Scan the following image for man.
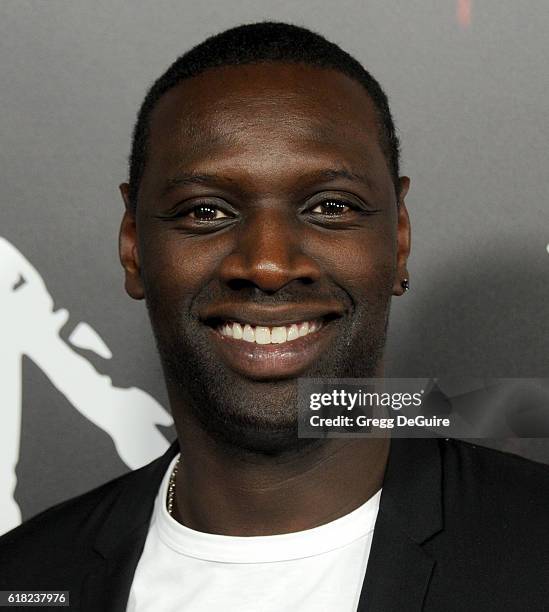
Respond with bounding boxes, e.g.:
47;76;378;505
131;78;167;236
1;22;548;612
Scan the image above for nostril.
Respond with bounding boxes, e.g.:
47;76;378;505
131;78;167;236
227;278;258;291
225;275;317;293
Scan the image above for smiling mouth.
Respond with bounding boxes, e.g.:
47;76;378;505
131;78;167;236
202;313;340;380
215;318;324;345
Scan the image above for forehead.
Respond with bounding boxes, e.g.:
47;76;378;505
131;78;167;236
145;63;389;186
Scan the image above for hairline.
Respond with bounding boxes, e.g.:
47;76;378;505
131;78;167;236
130;59;401;211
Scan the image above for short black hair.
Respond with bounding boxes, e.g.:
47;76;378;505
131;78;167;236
128;21;401;211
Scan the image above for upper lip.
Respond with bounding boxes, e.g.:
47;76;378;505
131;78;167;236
200;302;345;327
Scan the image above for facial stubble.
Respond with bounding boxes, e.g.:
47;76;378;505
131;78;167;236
144;283;392;456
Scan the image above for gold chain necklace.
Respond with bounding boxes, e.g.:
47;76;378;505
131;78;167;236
166;457;180;517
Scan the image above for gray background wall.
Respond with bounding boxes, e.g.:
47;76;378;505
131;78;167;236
1;0;548;534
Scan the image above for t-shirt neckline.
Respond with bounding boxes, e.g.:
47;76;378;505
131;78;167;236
153;453;381;564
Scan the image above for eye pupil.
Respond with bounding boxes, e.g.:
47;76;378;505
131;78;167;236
321;200;348;215
193;205;218;220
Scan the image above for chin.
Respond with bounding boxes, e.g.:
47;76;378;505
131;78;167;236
204;418;319;457
190;377;310;456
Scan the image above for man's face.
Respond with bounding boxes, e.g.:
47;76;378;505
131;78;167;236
120;63;410;452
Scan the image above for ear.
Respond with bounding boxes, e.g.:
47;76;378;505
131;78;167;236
393;176;411;296
119;183;145;300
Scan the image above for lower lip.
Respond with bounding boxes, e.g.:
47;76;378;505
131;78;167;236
206;322;337;380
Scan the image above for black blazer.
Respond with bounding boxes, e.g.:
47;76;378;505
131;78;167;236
1;437;549;611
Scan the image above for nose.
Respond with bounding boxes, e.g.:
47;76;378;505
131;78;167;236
218;209;322;292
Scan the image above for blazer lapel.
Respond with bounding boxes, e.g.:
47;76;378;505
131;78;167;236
80;439;180;612
357;438;443;612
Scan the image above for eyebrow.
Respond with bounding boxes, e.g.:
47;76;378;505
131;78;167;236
161;166;372;197
311;168;372;185
161;173;232;197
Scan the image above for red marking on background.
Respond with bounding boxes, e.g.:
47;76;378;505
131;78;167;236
457;0;472;27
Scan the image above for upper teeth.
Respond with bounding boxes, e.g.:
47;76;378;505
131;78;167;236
218;320;322;344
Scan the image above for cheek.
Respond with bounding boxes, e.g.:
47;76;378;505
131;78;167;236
139;230;231;307
306;225;397;295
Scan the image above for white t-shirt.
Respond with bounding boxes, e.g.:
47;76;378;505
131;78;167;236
126;453;381;612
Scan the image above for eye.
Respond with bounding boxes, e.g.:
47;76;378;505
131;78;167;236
303;192;380;226
155;199;236;233
309;199;354;216
189;204;231;221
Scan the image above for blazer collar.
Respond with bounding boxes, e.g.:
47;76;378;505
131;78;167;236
357;437;443;612
93;438;180;558
81;439;180;612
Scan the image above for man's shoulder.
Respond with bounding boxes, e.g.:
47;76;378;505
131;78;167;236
0;442;177;588
0;469;132;553
437;438;549;534
406;440;549;609
0;468;137;590
441;437;549;493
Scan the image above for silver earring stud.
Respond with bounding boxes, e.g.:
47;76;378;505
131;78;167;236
401;278;410;292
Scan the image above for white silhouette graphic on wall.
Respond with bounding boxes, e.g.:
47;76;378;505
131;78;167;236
0;236;173;535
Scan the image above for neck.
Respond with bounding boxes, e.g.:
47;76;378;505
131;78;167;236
171;411;389;536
